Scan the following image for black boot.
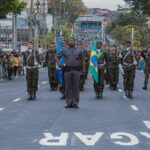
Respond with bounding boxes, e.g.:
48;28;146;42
129;91;133;99
125;91;129;98
95;93;99;99
32;92;36;100
142;84;147;90
99;91;103;99
60;95;65;100
27;92;32;100
113;85;118;90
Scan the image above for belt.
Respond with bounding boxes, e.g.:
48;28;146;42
66;66;81;72
123;62;134;66
98;63;105;67
26;66;38;69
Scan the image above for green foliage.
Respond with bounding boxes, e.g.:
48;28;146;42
0;0;26;18
49;0;87;23
124;0;150;16
111;25;148;49
111;12;146;29
108;10;150;49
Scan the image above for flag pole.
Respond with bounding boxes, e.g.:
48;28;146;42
131;27;134;47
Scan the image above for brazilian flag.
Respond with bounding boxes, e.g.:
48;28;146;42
89;40;98;83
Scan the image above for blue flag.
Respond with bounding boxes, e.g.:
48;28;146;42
56;36;64;85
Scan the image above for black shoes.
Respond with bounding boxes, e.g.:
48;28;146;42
95;92;103;99
73;104;79;108
65;104;79;108
129;91;133;99
65;104;72;108
125;91;133;99
110;85;118;90
27;92;36;100
60;95;65;100
143;86;147;90
32;92;37;100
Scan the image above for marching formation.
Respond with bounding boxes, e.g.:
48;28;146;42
23;37;150;109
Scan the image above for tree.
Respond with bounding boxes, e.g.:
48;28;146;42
48;0;87;23
111;12;146;29
0;0;26;18
123;0;150;16
111;25;149;49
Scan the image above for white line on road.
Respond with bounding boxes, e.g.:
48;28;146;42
118;89;123;92
42;81;47;84
131;105;139;111
13;98;21;103
143;121;150;129
123;96;128;100
0;108;5;111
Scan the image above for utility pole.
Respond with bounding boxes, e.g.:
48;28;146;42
42;0;47;51
101;21;104;43
12;13;17;50
35;0;40;51
29;0;34;41
53;0;57;43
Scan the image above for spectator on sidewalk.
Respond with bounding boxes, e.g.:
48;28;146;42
13;53;20;78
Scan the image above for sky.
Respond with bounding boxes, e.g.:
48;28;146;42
82;0;125;10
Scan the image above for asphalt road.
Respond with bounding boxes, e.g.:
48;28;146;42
0;68;150;150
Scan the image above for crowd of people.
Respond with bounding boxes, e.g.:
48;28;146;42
0;49;24;82
1;29;150;109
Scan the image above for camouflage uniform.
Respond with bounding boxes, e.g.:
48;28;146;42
45;49;58;90
105;51;110;84
119;48;136;98
23;50;40;100
80;50;89;91
143;52;150;89
94;49;106;99
109;51;119;90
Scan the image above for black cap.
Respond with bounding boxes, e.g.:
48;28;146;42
96;41;102;45
125;40;131;44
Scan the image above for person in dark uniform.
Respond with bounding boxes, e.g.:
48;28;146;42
104;45;110;85
59;40;67;99
119;41;137;99
56;38;85;108
45;42;58;91
23;42;41;100
80;47;90;91
109;45;119;90
94;42;106;99
142;48;150;90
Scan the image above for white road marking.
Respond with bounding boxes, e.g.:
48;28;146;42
13;98;21;103
42;81;47;84
123;96;128;100
143;121;150;129
38;85;41;88
0;108;5;111
118;89;123;92
131;105;139;111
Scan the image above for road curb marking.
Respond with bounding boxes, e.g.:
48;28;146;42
0;108;5;111
13;98;21;103
143;121;150;129
131;105;139;111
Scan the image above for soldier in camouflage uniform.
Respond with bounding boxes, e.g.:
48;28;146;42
80;46;90;91
104;45;110;85
142;48;150;90
109;45;119;90
94;42;106;99
45;42;58;91
119;41;137;99
23;42;40;100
